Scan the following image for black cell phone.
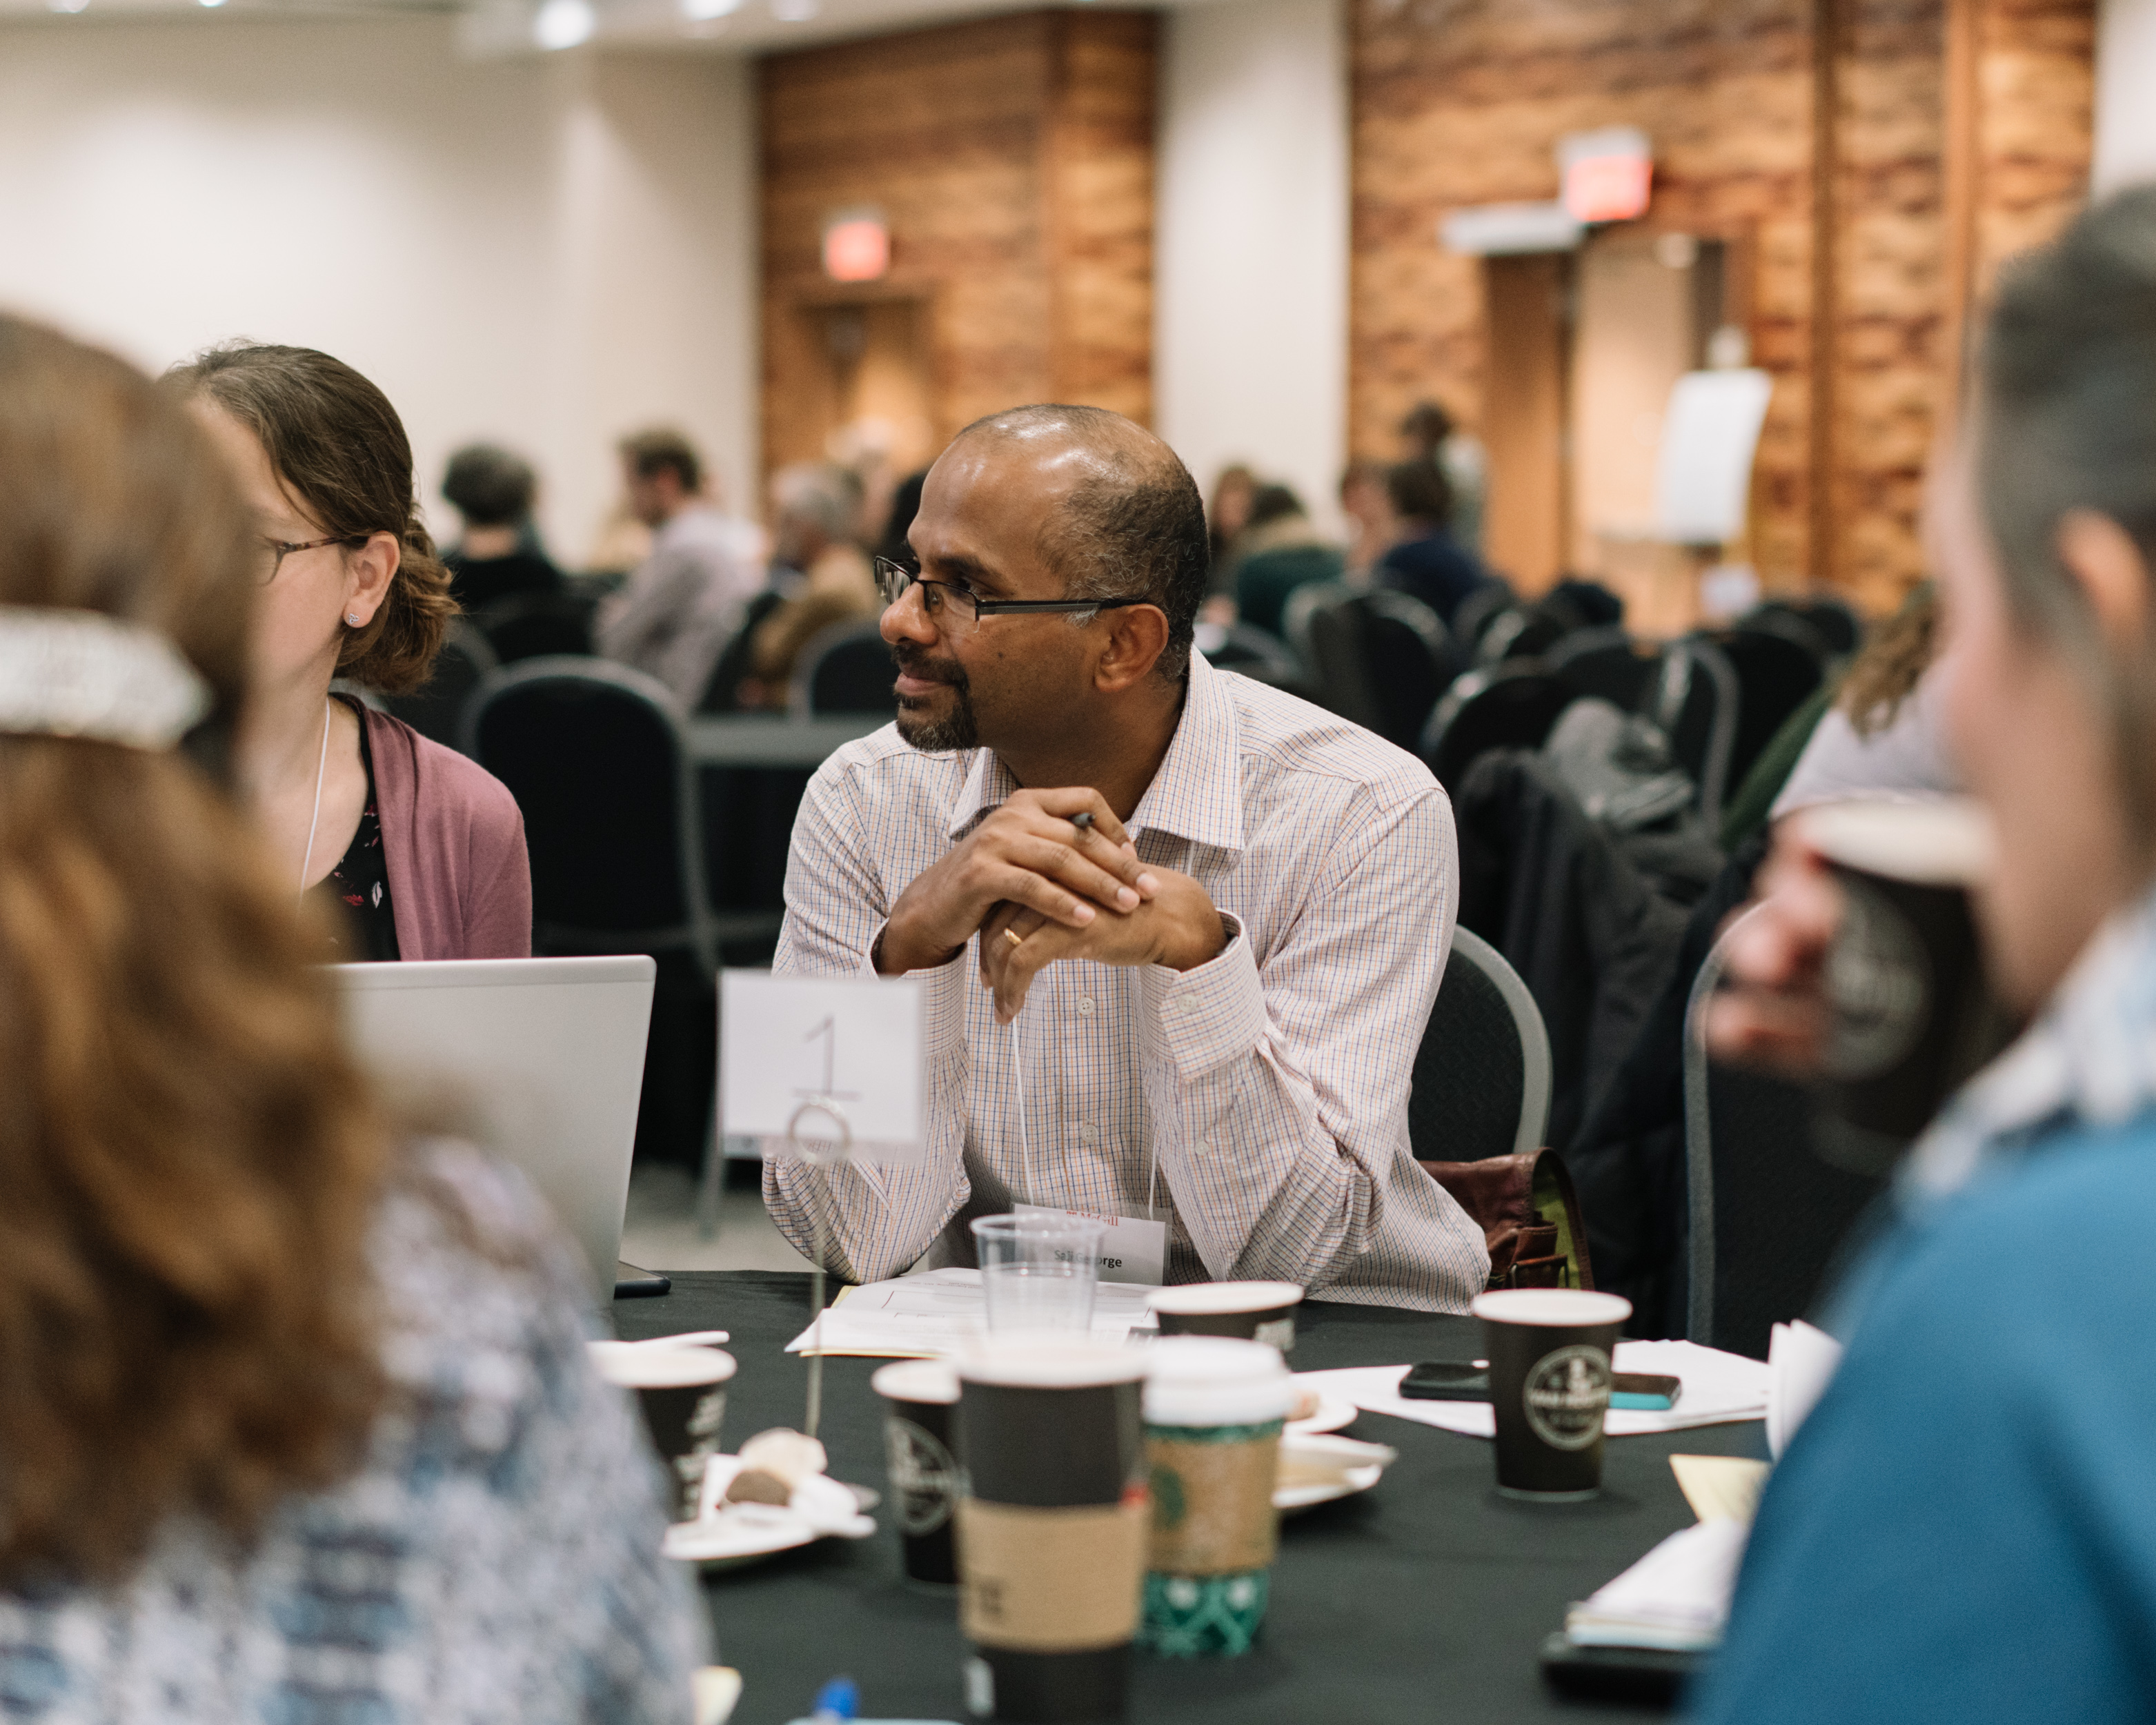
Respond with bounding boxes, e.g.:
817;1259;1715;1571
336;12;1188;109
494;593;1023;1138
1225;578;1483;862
1399;1360;1490;1402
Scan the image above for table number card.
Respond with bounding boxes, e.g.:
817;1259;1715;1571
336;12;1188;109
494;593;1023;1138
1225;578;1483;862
720;970;925;1161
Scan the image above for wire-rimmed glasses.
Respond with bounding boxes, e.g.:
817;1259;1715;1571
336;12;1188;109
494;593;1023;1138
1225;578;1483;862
255;533;366;586
873;556;1147;628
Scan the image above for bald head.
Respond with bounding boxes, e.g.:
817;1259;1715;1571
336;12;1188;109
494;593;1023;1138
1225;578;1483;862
950;404;1209;682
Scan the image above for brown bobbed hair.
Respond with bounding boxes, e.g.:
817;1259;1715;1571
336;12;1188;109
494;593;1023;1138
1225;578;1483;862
0;315;386;1584
166;342;455;697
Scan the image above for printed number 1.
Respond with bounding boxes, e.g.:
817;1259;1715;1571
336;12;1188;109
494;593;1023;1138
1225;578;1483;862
804;1014;835;1095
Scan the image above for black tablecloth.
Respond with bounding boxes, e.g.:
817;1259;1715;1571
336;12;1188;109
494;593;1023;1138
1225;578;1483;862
615;1272;1757;1725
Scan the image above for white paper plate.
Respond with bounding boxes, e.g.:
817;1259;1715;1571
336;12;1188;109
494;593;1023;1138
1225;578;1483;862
1274;1432;1396;1513
1285;1389;1359;1437
663;1455;877;1569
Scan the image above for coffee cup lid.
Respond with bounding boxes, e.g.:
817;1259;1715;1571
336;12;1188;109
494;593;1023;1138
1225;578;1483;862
586;1340;738;1388
957;1334;1149;1389
871;1358;960;1404
1146;1280;1305;1315
1470;1289;1632;1328
1142;1334;1294;1426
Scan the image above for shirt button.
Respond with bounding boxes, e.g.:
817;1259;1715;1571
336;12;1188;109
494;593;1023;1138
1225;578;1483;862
1077;997;1094;1016
1076;1123;1098;1147
1178;997;1200;1016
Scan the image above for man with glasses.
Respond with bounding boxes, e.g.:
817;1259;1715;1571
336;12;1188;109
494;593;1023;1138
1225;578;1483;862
765;404;1487;1308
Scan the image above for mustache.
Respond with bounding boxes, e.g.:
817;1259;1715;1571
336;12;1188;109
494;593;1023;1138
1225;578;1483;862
891;644;968;689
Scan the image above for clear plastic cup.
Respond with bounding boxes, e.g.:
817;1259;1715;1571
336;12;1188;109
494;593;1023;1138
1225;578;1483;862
971;1212;1105;1332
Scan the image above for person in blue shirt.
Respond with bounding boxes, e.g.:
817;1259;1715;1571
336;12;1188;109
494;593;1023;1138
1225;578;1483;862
1696;184;2156;1725
1375;457;1490;627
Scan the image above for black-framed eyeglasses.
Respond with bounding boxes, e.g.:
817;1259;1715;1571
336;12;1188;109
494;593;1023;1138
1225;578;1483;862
255;533;366;586
874;557;1148;627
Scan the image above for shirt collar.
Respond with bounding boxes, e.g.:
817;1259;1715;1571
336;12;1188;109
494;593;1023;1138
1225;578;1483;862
1906;879;2156;1199
940;650;1245;853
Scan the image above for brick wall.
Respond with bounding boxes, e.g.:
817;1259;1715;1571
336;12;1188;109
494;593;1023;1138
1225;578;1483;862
759;10;1156;481
1347;0;2093;611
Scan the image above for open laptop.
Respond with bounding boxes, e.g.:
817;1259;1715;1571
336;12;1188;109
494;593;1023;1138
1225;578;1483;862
335;956;657;1298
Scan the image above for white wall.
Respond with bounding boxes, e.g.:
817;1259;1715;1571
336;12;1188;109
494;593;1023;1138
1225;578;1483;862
0;16;757;562
1153;0;1349;535
2095;0;2156;194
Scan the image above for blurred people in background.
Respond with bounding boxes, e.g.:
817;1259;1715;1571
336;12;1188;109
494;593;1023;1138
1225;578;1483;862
0;313;696;1722
169;344;531;962
440;442;564;613
1694;186;2156;1725
1229;484;1345;637
878;468;929;568
1376;457;1491;627
582;496;653;584
733;461;881;711
1399;397;1485;555
1341;457;1399;583
1206;462;1257;583
596;426;764;707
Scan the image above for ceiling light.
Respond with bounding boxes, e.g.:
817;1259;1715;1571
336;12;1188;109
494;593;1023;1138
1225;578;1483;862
682;0;738;19
533;0;594;50
47;0;90;15
771;0;818;21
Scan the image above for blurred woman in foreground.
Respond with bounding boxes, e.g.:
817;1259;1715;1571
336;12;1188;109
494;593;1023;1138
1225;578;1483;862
0;315;695;1721
1694;188;2156;1723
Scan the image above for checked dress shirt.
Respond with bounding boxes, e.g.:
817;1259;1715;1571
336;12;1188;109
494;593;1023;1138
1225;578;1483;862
762;650;1490;1309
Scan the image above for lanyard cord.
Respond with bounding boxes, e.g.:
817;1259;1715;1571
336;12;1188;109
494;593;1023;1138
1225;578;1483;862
296;698;330;896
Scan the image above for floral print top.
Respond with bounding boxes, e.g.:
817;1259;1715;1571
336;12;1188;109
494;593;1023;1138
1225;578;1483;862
322;698;399;963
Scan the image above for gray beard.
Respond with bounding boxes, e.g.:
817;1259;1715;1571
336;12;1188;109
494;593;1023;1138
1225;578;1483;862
896;684;980;753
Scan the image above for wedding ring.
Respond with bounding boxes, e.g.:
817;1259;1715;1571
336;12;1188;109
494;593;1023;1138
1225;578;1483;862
1002;927;1025;950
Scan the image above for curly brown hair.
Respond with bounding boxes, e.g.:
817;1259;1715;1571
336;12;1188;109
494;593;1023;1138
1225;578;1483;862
166;343;456;696
1839;582;1937;738
0;316;387;1584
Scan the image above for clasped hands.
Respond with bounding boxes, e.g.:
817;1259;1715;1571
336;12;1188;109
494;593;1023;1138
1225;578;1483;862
875;788;1227;1023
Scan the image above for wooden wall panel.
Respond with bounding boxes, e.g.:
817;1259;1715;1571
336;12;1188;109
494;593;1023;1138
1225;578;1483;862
760;10;1155;484
1347;0;2094;611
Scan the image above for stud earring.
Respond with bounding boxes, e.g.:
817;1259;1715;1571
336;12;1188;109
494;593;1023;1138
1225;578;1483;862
346;613;363;625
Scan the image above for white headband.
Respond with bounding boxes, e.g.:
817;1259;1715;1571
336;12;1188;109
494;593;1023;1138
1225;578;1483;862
0;607;213;750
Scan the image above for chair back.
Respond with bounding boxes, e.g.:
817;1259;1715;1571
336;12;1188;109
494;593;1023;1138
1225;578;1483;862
1450;580;1517;660
1547;631;1739;822
1200;621;1305;689
1421;664;1575;793
382;618;497;753
1410;926;1553;1163
1754;595;1861;658
790;619;898;718
474;593;595;664
464;656;720;975
1283;582;1381;732
1685;907;1888;1357
1699;622;1828;792
1358;589;1461;749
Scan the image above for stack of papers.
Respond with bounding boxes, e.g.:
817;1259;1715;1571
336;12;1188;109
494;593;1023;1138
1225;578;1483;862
782;1267;1158;1357
1766;1319;1844;1459
1563;1517;1750;1651
1292;1340;1770;1440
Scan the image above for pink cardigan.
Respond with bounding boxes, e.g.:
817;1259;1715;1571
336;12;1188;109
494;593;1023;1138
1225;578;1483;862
362;707;533;960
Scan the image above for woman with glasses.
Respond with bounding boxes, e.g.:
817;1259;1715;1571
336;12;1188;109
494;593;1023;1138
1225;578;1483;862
0;313;695;1721
168;344;529;960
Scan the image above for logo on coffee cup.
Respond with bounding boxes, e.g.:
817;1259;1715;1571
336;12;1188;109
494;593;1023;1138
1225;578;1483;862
1826;878;1931;1079
886;1417;959;1535
1523;1346;1611;1451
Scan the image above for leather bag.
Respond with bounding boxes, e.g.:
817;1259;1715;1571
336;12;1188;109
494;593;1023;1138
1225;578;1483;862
1419;1150;1597;1292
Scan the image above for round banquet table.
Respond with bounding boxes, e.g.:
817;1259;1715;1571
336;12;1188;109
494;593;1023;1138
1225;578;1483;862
614;1271;1758;1725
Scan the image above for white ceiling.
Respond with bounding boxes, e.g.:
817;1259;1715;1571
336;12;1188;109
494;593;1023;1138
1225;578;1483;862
2;0;1246;57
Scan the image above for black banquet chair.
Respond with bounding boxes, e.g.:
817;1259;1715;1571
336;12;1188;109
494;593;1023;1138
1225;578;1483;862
382;617;497;753
1685;907;1888;1359
1698;621;1828;794
790;619;898;718
464;657;783;1166
1284;582;1460;750
1547;629;1740;824
1419;663;1575;796
1408;926;1553;1165
473;591;596;664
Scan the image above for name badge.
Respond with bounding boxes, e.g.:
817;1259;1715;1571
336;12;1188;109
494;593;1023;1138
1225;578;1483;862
1013;1201;1169;1286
